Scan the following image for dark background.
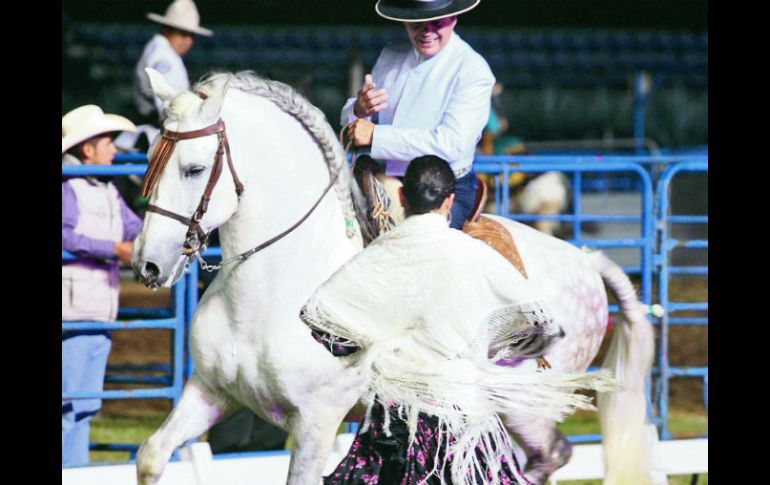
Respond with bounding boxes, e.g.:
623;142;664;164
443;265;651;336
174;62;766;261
63;0;707;29
62;1;709;146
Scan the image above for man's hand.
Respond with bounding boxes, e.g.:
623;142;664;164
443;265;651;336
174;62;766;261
347;119;375;147
114;241;134;266
353;74;388;118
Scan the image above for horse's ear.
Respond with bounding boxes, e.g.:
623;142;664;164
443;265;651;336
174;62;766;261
198;83;228;123
145;68;179;104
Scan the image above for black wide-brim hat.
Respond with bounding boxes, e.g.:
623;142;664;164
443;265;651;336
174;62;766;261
375;0;480;22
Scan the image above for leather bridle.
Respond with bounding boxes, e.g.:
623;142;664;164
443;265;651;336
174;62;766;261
141;115;336;272
141;118;244;258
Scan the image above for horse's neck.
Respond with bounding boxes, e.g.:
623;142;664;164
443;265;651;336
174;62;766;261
213;95;361;323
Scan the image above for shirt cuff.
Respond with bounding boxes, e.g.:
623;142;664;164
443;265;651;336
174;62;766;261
370;125;403;161
340;98;360;126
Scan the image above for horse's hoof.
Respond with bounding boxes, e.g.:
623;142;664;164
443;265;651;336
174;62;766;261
136;440;167;485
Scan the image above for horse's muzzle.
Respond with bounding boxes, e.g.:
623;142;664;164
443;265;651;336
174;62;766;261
137;261;162;289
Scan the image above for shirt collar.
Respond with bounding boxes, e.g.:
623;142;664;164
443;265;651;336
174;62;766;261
62;153;82;166
154;33;172;50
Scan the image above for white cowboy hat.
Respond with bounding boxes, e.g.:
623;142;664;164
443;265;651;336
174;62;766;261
147;0;213;37
376;0;480;22
62;105;136;154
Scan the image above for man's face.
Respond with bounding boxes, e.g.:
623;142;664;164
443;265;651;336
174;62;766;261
166;29;194;56
404;16;458;58
83;135;117;165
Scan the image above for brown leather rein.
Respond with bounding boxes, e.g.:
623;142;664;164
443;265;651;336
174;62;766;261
141;117;336;272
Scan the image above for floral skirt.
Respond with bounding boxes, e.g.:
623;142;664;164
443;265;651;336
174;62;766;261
324;401;527;485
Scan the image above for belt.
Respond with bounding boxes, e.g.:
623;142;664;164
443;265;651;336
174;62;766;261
453;165;472;179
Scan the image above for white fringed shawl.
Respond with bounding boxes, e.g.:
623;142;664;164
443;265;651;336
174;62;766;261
301;213;617;485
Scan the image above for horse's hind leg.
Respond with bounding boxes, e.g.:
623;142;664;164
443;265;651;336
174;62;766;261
504;415;573;485
136;374;233;485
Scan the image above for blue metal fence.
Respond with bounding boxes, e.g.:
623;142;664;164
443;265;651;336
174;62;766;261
653;160;708;440
61;151;707;456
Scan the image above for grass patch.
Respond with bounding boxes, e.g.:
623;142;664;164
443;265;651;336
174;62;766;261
89;415;167;464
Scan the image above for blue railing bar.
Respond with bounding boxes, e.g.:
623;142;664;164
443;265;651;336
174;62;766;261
511;214;642;223
668;215;708;224
185;266;198;380
620;267;643;274
114;153;149;163
668;267;708;275
65;156;709;174
63;251;128;262
200;247;222;258
663;239;708;250
172;269;186;406
105;376;171;385
475;161;656;174
474;155;708;165
212;449;291;460
63;388;178;399
668;317;708;325
572;171;582;239
62;164;149;176
118;308;172;318
668;367;708;377
565;238;647;248
668;302;708;311
62;319;179;331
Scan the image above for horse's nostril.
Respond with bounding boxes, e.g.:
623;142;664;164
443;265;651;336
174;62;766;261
143;262;161;280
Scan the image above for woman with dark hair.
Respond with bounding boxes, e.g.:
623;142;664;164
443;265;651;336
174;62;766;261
301;156;614;485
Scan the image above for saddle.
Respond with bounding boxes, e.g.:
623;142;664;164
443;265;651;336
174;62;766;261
353;159;528;279
461;177;529;279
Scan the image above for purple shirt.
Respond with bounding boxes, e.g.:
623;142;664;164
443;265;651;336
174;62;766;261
62;179;143;260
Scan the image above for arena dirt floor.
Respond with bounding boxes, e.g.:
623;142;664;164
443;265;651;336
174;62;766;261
103;271;708;422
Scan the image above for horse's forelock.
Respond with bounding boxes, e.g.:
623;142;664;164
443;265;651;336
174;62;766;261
165;91;204;123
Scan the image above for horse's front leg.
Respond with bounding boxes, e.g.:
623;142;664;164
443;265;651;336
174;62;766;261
285;412;343;485
136;374;234;485
285;365;367;485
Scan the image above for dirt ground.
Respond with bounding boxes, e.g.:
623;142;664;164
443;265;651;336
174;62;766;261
102;271;708;419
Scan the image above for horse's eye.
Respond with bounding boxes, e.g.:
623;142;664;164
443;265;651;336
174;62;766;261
184;166;205;178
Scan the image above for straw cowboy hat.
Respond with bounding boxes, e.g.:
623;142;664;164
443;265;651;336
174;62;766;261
62;105;136;154
375;0;480;22
147;0;213;37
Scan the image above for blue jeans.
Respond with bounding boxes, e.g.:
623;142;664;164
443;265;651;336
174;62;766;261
62;334;111;466
450;171;479;230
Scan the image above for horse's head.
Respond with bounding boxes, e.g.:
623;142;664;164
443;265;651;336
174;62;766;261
132;69;242;288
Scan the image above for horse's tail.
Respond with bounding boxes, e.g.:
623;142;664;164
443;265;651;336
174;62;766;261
590;250;657;485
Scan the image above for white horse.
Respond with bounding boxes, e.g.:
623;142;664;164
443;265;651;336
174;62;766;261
132;69;656;485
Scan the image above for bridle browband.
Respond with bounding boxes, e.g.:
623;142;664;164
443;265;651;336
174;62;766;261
142;118;244;257
141;112;336;272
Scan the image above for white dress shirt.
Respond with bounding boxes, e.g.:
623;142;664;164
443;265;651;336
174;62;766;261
341;33;495;177
133;34;190;120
